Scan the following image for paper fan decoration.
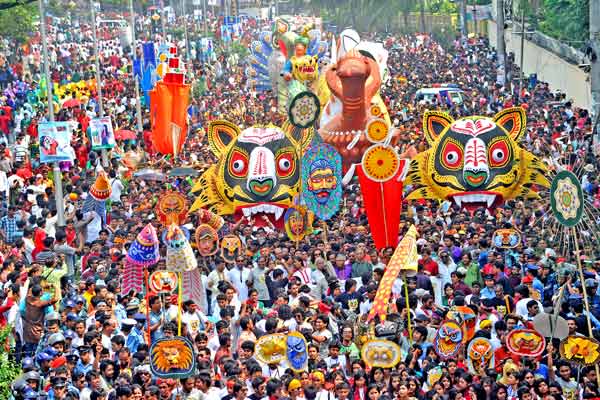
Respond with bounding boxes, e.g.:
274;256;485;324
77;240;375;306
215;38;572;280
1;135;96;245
166;224;197;272
89;171;112;201
531;166;600;256
550;170;584;228
361;144;400;182
126;223;160;266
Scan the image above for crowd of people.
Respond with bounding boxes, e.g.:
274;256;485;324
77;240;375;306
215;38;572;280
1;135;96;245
0;4;598;400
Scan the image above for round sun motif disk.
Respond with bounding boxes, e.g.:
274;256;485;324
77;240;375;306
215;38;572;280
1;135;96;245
361;144;399;182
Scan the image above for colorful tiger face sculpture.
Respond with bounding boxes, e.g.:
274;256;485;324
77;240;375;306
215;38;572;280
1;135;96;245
191;120;312;229
406;107;549;212
434;320;463;359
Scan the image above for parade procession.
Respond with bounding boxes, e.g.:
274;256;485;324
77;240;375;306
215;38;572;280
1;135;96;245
0;0;600;399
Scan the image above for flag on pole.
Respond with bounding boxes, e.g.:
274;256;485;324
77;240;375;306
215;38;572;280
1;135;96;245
367;225;418;322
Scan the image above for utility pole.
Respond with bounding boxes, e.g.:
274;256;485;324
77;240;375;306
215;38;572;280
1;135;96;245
518;6;525;103
182;0;190;63
460;0;468;39
591;0;600;138
275;0;279;18
129;0;144;136
38;0;65;227
90;0;108;167
496;0;507;87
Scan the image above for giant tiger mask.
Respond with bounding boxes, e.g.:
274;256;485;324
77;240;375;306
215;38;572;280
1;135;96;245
190;120;312;229
406;107;549;212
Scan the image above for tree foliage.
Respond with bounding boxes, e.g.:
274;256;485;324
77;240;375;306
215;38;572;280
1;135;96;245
0;325;20;400
537;0;589;44
0;0;37;43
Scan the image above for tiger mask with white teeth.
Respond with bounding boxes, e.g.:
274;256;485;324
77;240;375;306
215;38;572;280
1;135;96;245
405;107;549;212
190;120;312;229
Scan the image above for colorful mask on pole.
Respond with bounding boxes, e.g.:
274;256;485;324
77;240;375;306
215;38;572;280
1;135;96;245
156;191;189;226
255;334;287;365
150;337;196;378
286;331;308;372
360;339;402;368
559;336;600;365
195;224;219;257
301;143;342;220
165;224;197;272
190;120;312;229
405;107;549;212
433;320;463;359
82;171;112;225
284;206;313;242
492;228;522;249
466;337;494;374
221;235;242;264
506;329;546;357
148;270;179;294
446;305;477;343
123;223;161;295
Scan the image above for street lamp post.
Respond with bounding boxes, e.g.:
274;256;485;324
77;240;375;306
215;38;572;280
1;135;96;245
38;0;65;227
89;0;108;167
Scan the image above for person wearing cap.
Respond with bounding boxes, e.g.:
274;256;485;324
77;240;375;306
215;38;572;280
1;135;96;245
47;332;66;355
74;345;94;376
47;376;69;400
120;318;142;354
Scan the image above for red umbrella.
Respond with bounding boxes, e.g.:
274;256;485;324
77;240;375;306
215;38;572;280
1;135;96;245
62;98;81;108
114;129;137;140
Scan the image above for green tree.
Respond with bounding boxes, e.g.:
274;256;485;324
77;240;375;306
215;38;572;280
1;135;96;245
0;1;38;44
538;0;589;44
0;325;20;400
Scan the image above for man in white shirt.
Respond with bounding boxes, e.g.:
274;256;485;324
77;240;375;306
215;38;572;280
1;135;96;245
108;170;124;204
227;262;252;302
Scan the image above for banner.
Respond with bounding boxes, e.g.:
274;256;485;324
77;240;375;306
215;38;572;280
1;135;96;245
149;81;190;155
367;225;418;322
89;116;116;150
466;4;492;21
38;122;75;164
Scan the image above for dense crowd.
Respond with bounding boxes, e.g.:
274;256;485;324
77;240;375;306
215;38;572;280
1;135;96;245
0;5;599;400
